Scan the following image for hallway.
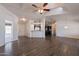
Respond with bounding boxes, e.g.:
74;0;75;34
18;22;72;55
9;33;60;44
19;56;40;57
0;36;79;56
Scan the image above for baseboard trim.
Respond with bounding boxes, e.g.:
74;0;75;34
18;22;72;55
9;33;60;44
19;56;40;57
57;36;79;40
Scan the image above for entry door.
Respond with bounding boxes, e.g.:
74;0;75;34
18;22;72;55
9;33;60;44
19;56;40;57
5;23;13;43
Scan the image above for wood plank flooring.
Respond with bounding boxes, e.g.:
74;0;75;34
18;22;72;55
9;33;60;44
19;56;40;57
0;36;79;56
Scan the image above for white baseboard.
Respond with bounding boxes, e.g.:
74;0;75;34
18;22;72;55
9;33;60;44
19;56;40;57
57;35;79;39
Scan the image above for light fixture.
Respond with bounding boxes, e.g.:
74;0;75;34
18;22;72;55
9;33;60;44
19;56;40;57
64;26;68;29
38;9;44;14
20;17;26;22
38;9;41;13
40;10;43;13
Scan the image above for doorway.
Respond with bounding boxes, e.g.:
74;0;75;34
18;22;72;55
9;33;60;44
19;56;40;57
45;26;52;36
5;21;13;44
45;20;56;37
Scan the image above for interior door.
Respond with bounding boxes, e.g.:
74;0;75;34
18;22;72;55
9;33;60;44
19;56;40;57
5;23;13;43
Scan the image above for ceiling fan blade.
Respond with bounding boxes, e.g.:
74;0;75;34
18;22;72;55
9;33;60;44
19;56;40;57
43;9;50;11
32;4;38;8
43;3;48;7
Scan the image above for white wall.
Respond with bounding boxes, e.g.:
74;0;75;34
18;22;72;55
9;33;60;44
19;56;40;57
0;5;18;46
18;20;32;37
0;15;5;46
26;20;32;37
18;22;27;36
53;14;79;39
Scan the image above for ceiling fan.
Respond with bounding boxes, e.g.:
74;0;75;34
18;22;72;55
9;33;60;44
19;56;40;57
32;3;50;14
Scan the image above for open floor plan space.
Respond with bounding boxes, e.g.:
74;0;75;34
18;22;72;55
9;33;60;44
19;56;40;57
0;3;79;56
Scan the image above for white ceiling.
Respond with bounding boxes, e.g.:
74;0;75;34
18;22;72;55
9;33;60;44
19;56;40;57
1;3;79;19
0;3;64;19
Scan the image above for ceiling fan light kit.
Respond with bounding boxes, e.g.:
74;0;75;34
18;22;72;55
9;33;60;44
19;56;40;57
32;3;50;14
38;9;44;14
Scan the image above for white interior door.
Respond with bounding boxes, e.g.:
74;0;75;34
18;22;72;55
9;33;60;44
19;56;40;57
5;23;13;43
